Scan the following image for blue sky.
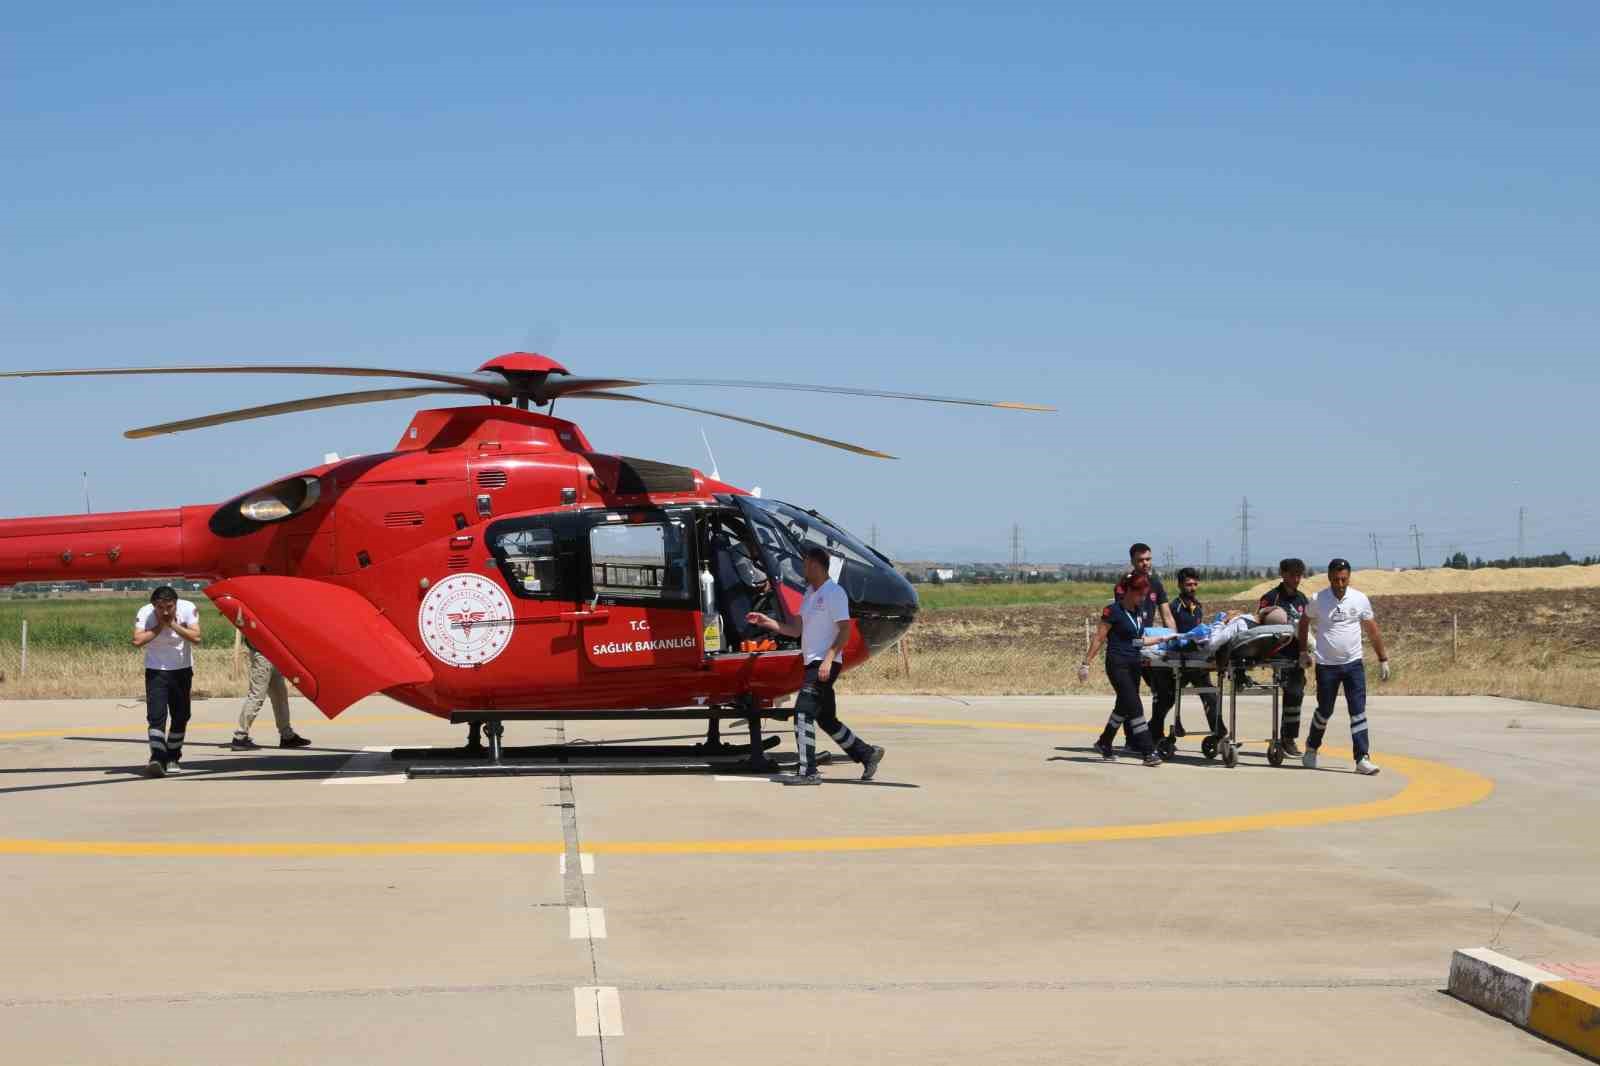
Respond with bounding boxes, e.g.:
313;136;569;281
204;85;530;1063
3;2;1595;567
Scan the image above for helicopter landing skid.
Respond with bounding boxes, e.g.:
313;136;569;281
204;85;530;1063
401;710;791;778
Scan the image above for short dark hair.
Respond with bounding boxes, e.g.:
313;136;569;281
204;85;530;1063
1327;558;1352;576
803;546;833;569
1129;542;1152;559
150;585;178;604
1279;558;1306;577
1176;567;1199;582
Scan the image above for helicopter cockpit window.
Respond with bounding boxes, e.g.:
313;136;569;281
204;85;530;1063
589;519;691;604
735;497;880;601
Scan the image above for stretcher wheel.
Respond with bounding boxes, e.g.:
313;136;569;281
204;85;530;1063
1201;735;1219;761
1220;739;1238;768
1267;743;1285;767
1157;735;1177;760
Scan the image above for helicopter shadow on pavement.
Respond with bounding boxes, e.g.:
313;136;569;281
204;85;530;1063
0;736;365;796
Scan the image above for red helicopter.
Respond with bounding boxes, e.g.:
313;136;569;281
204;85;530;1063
0;353;1049;770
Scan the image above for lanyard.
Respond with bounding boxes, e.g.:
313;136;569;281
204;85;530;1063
1121;604;1143;638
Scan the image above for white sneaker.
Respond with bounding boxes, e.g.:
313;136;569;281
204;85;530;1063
165;760;182;775
1301;749;1318;769
1355;757;1381;776
783;772;822;786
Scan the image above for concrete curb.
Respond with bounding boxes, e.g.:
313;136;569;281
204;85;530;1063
1449;948;1600;1062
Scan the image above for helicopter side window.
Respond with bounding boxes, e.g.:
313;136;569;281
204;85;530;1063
487;517;582;600
589;519;692;605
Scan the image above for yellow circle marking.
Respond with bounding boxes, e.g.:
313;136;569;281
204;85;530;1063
0;716;1494;858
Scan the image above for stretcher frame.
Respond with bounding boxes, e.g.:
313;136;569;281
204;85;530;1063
1143;630;1300;768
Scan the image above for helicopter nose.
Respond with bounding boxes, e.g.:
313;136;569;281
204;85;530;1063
849;562;919;657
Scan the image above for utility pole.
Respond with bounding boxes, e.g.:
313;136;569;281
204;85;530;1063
1009;523;1023;581
1409;524;1424;569
869;523;879;548
1239;497;1250;576
1164;546;1175;571
82;472;91;515
1204;538;1212;573
1369;532;1381;570
1518;506;1526;558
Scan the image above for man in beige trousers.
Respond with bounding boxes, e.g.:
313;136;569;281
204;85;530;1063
230;641;311;750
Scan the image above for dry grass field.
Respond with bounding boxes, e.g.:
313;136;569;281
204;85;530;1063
2;587;1598;711
842;588;1600;711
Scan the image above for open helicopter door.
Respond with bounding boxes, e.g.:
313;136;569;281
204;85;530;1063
576;509;703;685
699;506;800;659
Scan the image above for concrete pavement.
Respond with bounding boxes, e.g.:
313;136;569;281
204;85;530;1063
1;692;1597;1064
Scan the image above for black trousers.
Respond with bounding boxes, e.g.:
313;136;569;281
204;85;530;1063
1101;658;1154;754
1278;666;1306;740
145;667;193;764
1141;666;1177;741
1181;668;1225;736
793;661;872;773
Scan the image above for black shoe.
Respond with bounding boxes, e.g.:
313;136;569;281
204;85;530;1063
279;734;311;749
860;745;885;781
1142;751;1163;767
1279;739;1303;757
230;734;259;751
1093;739;1117;762
142;759;166;778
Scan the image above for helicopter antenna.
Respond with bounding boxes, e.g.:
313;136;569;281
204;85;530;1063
700;428;721;481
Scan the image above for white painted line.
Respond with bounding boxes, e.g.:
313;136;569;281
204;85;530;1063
560;852;596;875
574;986;623;1037
325;774;408;785
325;750;407;785
569;907;607;939
713;774;770;782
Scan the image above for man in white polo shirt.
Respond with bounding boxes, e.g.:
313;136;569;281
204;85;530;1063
1296;558;1391;775
747;545;885;785
131;585;202;778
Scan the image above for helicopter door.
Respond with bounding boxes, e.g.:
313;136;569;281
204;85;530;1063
483;513;585;693
579;511;702;675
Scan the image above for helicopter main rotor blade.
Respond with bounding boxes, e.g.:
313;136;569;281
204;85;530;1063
124;386;480;439
555;377;1054;412
2;364;513;399
571;391;898;460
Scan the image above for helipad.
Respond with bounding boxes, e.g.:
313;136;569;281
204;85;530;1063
1;693;1596;1065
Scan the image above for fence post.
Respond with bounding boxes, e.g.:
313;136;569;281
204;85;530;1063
1452;612;1458;662
899;635;912;678
19;619;26;678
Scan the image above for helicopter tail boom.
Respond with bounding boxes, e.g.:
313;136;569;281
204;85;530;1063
0;506;219;588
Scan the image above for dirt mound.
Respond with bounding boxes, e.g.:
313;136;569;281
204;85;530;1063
1241;565;1600;600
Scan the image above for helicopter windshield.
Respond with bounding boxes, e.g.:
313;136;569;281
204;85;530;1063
733;497;893;604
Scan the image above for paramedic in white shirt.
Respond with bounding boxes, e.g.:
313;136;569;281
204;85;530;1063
747;545;885;784
1295;559;1391;776
131;585;202;778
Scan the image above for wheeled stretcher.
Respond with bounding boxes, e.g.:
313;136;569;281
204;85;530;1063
1140;622;1299;768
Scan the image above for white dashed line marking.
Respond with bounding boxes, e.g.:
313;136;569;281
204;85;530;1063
560;852;595;875
713;774;771;782
574;986;624;1037
569;907;607;939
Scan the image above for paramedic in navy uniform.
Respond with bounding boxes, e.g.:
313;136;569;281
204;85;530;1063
1079;575;1168;767
1113;543;1178;749
1170;567;1224;739
1257;558;1311;756
1296;558;1390;776
747;546;885;785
